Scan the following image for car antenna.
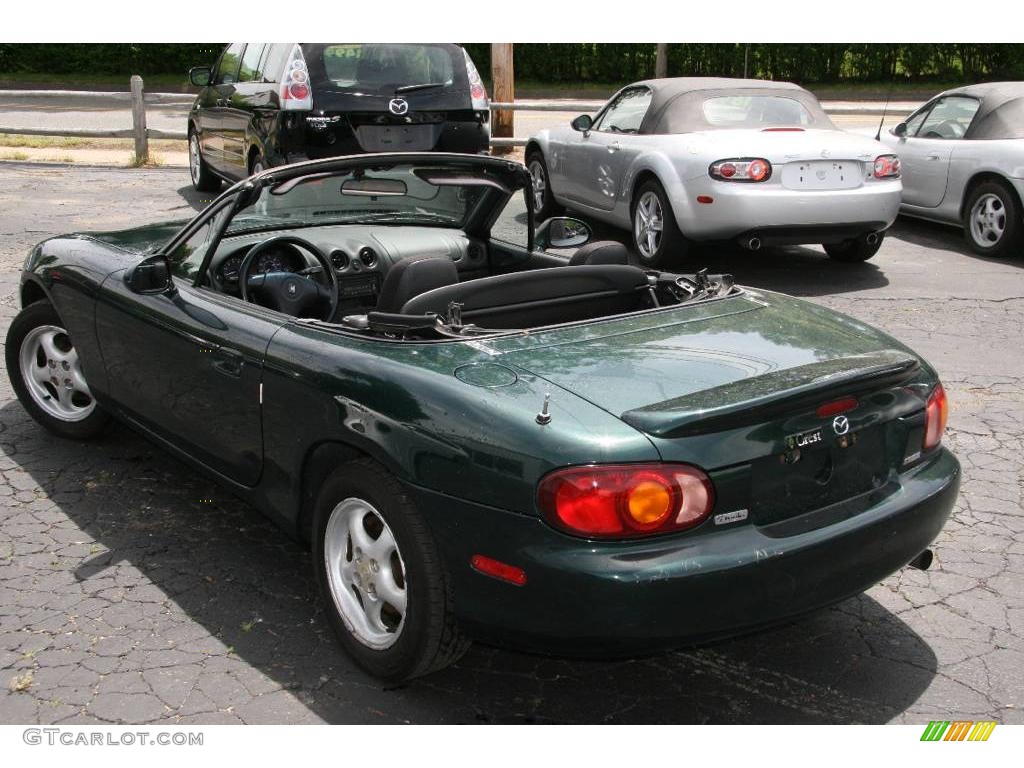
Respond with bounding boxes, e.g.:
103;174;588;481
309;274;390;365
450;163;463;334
875;46;897;141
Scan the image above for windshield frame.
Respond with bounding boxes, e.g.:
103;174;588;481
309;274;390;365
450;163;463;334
159;153;533;289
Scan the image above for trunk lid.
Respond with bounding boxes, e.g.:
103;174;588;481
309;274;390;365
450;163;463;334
489;290;930;526
695;128;887;191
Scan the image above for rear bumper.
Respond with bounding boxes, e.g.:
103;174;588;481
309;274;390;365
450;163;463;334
413;447;959;656
677;179;902;242
293;119;489;160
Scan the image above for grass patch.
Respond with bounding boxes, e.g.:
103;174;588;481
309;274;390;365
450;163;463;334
0;133;96;149
9;670;33;693
0;71;197;92
0;151;29;161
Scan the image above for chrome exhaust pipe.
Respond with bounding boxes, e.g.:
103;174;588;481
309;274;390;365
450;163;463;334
907;549;934;571
743;236;762;251
866;232;880;245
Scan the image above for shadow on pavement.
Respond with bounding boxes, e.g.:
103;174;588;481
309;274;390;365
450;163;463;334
574;217;891;297
0;398;939;724
176;184;217;213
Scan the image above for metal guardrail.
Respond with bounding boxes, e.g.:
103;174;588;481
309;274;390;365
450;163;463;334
0;80;917;157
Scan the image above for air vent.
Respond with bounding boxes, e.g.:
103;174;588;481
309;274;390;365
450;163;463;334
358;247;378;268
329;249;349;270
467;243;483;261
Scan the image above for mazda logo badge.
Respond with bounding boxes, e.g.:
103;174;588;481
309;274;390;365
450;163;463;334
287;282;298;296
832;415;850;436
388;98;409;116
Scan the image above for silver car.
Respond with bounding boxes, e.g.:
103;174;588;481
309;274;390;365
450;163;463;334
526;78;903;267
880;82;1024;258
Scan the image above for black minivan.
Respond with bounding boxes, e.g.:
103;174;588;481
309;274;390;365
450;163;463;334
187;43;491;191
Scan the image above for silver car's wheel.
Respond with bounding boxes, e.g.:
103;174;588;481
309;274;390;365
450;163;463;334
323;497;408;650
969;193;1006;248
189;134;202;185
634;190;664;260
528;159;547;212
18;324;96;422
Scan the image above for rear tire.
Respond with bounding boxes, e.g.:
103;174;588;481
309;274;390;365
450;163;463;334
526;150;559;221
189;131;221;192
249;151;267;177
312;459;469;681
962;180;1021;258
5;300;110;440
632;179;690;269
824;232;885;262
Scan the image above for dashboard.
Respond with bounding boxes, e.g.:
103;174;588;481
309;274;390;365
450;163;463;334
218;244;306;284
211;224;490;318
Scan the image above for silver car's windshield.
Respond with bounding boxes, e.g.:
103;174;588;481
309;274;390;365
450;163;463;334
702;95;815;128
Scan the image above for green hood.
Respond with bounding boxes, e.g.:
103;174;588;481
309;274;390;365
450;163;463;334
82;219;189;254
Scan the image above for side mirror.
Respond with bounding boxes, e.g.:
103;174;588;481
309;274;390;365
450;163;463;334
892;122;908;138
571;114;593;132
534;217;592;251
189;66;211;88
125;255;173;295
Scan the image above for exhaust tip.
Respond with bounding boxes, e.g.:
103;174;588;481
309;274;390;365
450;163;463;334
907;549;934;571
743;236;762;251
866;232;880;245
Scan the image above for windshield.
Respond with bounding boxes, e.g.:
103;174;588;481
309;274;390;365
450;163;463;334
317;44;457;93
226;163;497;236
702;95;814;128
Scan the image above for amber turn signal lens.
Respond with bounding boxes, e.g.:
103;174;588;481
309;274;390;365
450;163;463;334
627;480;672;525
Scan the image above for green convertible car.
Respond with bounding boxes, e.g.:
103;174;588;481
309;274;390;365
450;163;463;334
6;153;959;681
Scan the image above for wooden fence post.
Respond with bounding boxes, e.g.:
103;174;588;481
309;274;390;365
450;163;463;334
130;75;148;165
491;44;514;155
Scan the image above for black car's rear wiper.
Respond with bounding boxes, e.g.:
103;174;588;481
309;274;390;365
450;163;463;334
394;82;447;95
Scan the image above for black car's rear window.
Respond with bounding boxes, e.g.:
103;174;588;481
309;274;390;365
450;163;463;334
319;44;456;91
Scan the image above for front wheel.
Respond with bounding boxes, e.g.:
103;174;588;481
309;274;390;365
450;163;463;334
313;459;469;681
824;232;885;262
526;150;558;221
963;181;1021;257
632;179;690;268
5;301;110;440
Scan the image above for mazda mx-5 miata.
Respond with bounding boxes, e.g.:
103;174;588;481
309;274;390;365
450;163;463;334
526;77;903;267
6;153;959;681
880;81;1024;258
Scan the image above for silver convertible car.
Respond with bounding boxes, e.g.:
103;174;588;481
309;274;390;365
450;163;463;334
527;78;903;267
880;82;1024;258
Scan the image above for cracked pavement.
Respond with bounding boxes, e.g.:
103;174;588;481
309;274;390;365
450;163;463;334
0;163;1021;724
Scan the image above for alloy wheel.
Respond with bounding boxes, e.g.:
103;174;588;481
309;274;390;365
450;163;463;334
323;497;408;650
189;135;201;185
634;190;664;260
970;193;1006;248
18;325;96;422
527;159;547;213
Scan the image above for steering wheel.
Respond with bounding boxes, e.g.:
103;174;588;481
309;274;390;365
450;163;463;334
238;236;338;320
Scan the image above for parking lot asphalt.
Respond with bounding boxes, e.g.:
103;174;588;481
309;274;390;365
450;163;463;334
0;162;1021;725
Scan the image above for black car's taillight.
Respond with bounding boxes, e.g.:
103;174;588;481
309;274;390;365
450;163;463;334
279;44;312;111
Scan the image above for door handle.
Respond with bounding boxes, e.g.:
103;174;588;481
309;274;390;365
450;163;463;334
926;154;941;161
212;347;244;378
